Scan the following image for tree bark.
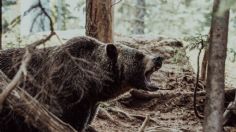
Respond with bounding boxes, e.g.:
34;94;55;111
0;0;2;50
201;25;212;81
85;0;113;43
200;48;208;81
203;0;230;131
0;70;76;132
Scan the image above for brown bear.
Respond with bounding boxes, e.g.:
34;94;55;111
0;36;163;132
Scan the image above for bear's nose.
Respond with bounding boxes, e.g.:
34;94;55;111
152;56;163;68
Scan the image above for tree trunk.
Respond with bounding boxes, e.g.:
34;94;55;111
0;71;76;132
203;0;230;131
0;0;2;50
85;0;113;43
132;0;145;34
200;48;208;81
55;0;66;30
201;26;212;81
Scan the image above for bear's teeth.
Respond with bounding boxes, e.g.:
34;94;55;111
145;73;151;82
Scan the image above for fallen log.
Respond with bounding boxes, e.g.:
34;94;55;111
129;89;236;101
0;70;76;132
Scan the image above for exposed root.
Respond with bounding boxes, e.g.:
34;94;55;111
107;107;133;120
97;108;129;127
100;106;158;125
129;114;158;124
145;126;184;132
97;107;115;121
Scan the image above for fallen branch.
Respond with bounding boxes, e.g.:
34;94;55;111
138;115;150;132
0;70;77;132
129;89;235;100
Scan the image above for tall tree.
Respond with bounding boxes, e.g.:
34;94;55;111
85;0;113;43
203;0;230;131
56;0;63;30
0;0;2;50
132;0;146;34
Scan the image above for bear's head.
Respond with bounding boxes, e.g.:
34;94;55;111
89;40;163;92
116;44;163;92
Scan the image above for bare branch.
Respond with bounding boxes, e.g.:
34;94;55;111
138;115;150;132
37;0;54;32
111;0;122;7
29;31;56;48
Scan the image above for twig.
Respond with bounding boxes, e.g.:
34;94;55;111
29;31;55;48
55;33;63;45
37;0;54;32
138;115;150;132
111;0;122;7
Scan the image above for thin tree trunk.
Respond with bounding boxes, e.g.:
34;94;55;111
0;0;2;50
132;0;145;34
203;0;230;131
201;27;212;81
200;48;208;81
85;0;113;43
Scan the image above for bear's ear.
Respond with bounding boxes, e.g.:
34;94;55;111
106;44;118;60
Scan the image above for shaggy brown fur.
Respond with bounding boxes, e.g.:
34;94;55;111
0;36;163;132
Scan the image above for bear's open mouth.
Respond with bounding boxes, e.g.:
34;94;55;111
144;66;161;91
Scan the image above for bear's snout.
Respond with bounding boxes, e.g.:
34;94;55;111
152;56;163;69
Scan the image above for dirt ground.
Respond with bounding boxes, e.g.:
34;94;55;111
91;36;236;132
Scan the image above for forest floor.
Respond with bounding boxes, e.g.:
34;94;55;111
91;36;236;132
